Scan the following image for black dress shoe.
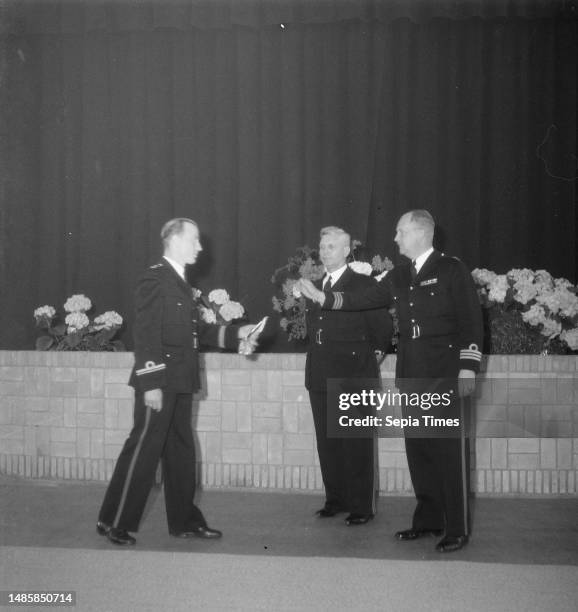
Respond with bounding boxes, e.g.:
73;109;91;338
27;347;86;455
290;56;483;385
96;521;110;536
345;513;374;526
395;528;444;541
107;527;136;546
171;526;222;539
435;535;468;553
315;507;345;518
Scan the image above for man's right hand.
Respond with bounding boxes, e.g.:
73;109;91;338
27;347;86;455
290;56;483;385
144;388;163;412
298;279;326;305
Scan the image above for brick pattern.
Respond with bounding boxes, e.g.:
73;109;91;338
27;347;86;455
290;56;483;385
0;351;577;495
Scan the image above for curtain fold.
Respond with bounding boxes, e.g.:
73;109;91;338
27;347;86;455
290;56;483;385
11;0;578;33
1;2;576;349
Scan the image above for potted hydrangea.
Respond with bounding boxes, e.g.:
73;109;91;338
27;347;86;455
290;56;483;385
34;294;124;351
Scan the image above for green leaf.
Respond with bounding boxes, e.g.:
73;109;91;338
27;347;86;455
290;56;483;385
35;336;54;351
84;335;99;351
98;328;116;342
51;323;67;336
66;333;82;348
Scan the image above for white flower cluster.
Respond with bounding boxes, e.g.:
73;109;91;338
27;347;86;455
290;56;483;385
219;301;244;322
202;288;245;324
64;294;92;313
34;305;56;319
348;261;373;276
93;311;123;330
65;312;90;333
472;267;578;347
208;289;230;305
560;328;578;350
200;307;217;324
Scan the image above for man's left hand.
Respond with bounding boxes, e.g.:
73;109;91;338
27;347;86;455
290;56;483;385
458;369;476;398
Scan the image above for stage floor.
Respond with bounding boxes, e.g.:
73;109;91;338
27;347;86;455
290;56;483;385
1;476;577;565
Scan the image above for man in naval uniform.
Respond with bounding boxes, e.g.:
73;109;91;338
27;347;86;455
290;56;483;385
97;218;258;545
298;210;483;552
305;226;391;526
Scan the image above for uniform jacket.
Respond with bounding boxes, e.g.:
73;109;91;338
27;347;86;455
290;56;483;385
305;267;392;391
128;259;239;394
325;250;483;380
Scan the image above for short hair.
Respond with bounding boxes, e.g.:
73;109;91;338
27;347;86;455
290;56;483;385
319;226;351;246
408;210;435;236
160;218;197;248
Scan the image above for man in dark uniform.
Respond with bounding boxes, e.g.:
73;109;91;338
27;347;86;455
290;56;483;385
97;218;258;545
305;226;392;525
299;210;482;552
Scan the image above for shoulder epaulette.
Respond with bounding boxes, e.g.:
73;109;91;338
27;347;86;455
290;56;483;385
439;253;461;265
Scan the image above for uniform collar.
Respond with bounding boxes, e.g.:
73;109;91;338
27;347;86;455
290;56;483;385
323;264;348;286
413;247;434;274
163;255;186;280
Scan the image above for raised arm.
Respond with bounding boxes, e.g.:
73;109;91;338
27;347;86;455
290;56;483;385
299;276;394;311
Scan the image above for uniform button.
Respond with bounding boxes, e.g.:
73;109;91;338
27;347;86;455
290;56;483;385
409;287;414;291
411;319;415;323
409;302;413;307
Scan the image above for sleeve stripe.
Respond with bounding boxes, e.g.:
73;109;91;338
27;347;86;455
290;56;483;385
460;349;482;361
135;363;166;376
218;326;226;349
332;292;343;310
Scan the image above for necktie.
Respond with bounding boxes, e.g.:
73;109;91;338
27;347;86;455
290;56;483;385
410;261;418;280
323;275;332;291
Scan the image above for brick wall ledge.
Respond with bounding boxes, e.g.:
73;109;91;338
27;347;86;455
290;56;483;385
1;351;577;496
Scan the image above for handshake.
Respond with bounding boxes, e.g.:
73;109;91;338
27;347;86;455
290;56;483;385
292;279;326;305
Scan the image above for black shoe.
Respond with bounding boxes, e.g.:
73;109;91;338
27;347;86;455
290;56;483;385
345;513;374;526
107;527;136;546
435;535;468;553
395;528;444;541
171;526;222;539
315;506;345;518
96;521;110;536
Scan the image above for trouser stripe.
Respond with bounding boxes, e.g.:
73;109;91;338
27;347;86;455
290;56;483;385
460;398;469;536
371;434;377;514
113;404;152;528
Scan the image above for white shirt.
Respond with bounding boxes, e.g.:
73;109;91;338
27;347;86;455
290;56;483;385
323;264;348;288
413;247;434;274
163;255;186;280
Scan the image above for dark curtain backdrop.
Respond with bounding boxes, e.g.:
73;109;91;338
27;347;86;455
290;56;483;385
1;1;577;350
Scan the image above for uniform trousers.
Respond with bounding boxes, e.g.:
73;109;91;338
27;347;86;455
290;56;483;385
402;396;471;537
309;390;376;514
98;391;205;533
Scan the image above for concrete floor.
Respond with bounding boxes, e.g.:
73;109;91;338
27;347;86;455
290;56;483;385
1;476;577;565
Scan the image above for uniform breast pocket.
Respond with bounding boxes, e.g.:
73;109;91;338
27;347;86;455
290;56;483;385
163;296;190;325
420;285;448;314
164;347;185;362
